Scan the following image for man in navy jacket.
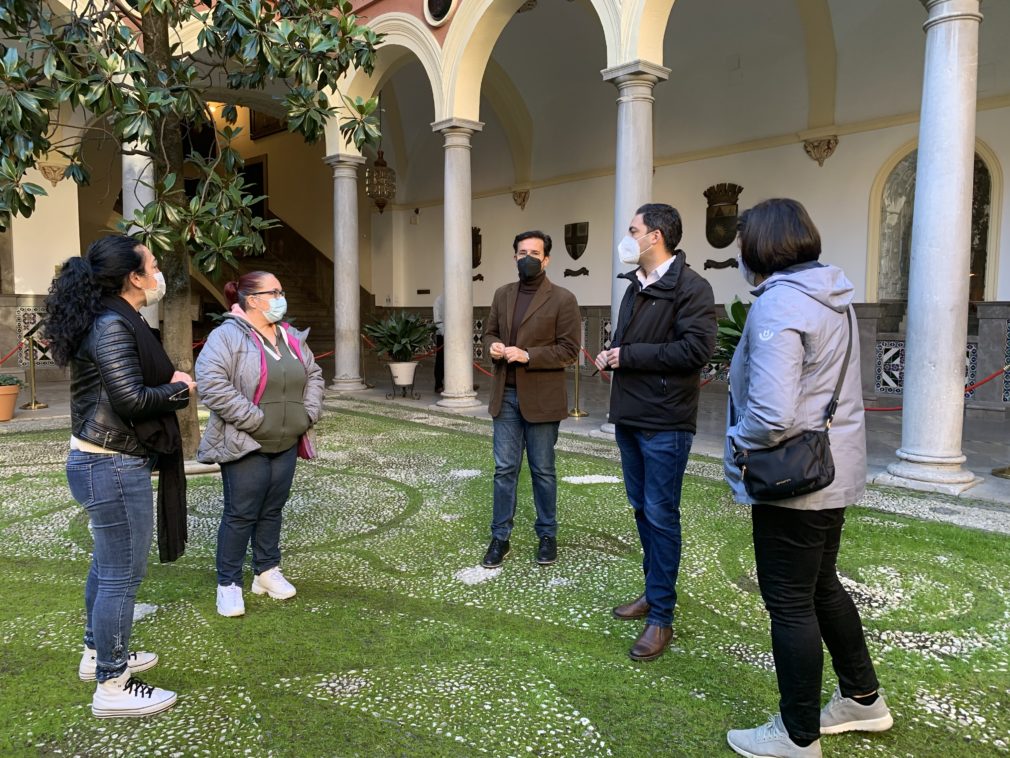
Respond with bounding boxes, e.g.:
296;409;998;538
596;203;716;661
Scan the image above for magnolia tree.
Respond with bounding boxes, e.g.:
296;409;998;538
0;0;382;451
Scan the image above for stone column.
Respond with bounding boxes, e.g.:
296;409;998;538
601;61;669;336
881;0;983;493
324;154;369;391
122;146;159;324
598;61;669;433
432;118;483;408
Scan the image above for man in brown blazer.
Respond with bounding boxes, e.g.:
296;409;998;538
481;230;581;569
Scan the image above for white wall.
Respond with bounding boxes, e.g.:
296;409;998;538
13;168;81;294
371;107;1009;309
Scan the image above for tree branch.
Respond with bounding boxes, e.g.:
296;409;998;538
111;0;142;26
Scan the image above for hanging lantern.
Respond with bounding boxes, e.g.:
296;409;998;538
365;149;396;214
365;92;396;214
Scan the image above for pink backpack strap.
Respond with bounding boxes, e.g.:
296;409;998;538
250;331;269;405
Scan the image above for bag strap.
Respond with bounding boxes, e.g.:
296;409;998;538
824;308;853;428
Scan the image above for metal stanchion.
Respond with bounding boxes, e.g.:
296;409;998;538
569;360;588;418
19;335;48;410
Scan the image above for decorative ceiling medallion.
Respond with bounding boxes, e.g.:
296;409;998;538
38;164;66;187
803;137;839;167
424;0;458;27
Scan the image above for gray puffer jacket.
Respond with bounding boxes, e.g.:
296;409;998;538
723;262;865;510
196;314;324;464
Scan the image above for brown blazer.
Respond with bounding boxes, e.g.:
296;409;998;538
484;276;581;422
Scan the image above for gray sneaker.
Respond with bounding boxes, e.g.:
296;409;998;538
727;715;822;758
819;687;893;735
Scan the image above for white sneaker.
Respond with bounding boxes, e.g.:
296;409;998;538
92;670;177;718
79;648;159;682
819;687;894;734
216;583;246;617
251;566;296;599
727;714;822;757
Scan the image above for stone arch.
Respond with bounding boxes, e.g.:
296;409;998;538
442;0;620;122
482;59;533;187
867;139;1003;303
325;13;444;156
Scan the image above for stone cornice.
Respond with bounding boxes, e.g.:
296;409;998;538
601;60;671;84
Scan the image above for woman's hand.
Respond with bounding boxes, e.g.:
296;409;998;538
171;370;197;394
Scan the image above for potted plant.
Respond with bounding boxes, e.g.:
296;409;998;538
363;312;437;387
714;297;750;367
0;374;23;422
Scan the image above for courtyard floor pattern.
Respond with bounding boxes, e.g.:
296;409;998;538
0;398;1008;756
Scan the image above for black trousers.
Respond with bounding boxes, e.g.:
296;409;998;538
434;334;444;392
751;504;880;742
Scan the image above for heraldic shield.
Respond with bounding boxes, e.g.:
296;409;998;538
564;222;589;260
703;183;743;249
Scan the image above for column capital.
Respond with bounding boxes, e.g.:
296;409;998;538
324;153;366;168
431;117;484;135
920;0;982;30
601;60;671;86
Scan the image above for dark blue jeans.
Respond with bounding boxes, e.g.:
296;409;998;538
752;504;880;742
217;446;298;586
491;387;560;541
67;450;156;683
615;425;693;628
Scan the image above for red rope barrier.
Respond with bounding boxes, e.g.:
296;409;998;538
580;346;611;382
0;340;24;366
864;364;1008;413
474;361;494;378
315;350;334;360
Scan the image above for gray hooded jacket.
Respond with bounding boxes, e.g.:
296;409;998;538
196;314;324;464
723;262;866;510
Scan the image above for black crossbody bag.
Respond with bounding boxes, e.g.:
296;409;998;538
732;309;852;501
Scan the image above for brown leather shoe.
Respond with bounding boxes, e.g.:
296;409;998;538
629;624;672;661
612;593;650;620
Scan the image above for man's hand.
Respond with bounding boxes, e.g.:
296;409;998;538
489;342;505;359
503;346;530;364
594;347;621;370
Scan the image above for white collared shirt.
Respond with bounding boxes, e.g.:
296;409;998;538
635;255;675;289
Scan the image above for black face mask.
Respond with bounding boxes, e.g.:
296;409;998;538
517;256;543;281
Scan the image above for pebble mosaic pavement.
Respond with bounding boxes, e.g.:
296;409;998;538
0;397;1008;756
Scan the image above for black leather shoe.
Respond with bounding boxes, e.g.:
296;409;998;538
536;535;557;565
482;538;510;568
629;624;673;661
612;593;650;620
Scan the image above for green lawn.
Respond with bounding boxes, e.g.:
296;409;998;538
0;400;1008;756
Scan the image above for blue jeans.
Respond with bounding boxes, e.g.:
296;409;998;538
67;450;156;683
491;387;560;541
752;504;880;742
217;446;298;585
615;425;693;628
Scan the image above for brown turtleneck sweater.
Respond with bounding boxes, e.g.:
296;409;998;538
506;271;545;386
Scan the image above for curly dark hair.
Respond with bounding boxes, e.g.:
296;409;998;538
44;235;145;367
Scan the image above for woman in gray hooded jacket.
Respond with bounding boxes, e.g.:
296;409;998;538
723;200;892;758
196;271;324;618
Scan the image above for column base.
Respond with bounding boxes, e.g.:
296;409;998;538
877;458;983;496
328;378;369;392
590;422;616;441
436;392;482;409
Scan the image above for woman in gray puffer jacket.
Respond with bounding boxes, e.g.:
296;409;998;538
196;271;324;619
723;200;892;758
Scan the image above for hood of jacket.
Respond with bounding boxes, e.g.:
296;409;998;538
750;261;854;313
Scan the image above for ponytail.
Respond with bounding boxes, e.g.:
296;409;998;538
44;235;144;366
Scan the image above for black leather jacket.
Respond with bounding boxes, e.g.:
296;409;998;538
71;310;190;455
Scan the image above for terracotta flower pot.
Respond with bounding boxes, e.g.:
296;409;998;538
0;384;20;422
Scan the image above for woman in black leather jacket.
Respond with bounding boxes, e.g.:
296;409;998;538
45;235;194;719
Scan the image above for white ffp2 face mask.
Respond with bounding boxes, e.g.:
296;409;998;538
618;234;652;265
144;272;166;307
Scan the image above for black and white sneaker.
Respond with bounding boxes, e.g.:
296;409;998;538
92;671;177;718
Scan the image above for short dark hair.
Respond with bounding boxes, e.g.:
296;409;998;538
636;203;682;252
512;230;552;256
737;198;821;275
